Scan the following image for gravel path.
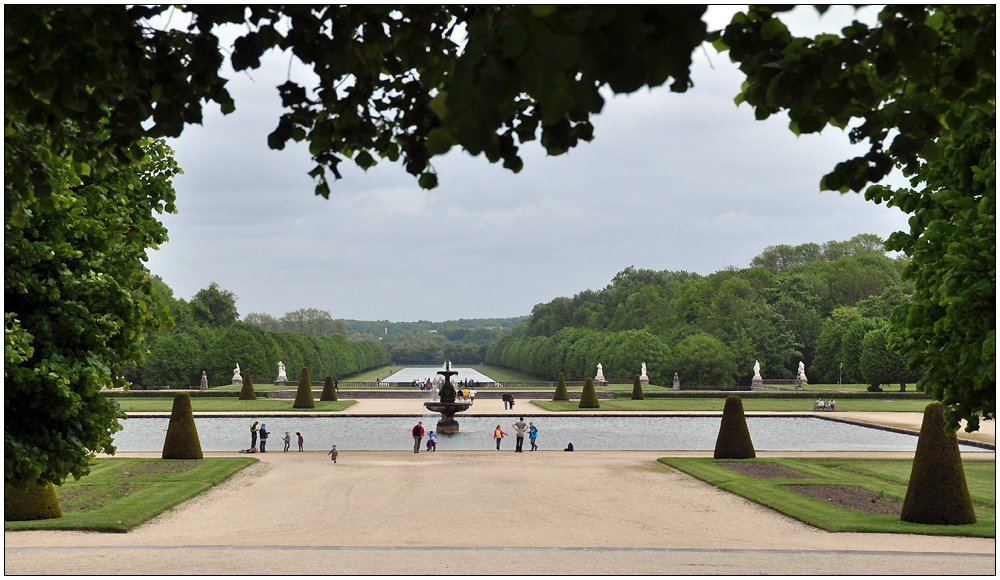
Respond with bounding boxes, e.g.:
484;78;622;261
5;450;994;575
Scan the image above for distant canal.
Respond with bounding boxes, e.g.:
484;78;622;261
113;415;991;453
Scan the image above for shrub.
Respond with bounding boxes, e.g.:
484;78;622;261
553;372;569;401
293;367;315;408
713;395;756;459
161;393;204;459
672;333;738;386
239;373;257;400
578;377;600;409
631;374;645;400
321;375;338;401
900;402;977;525
4;481;62;521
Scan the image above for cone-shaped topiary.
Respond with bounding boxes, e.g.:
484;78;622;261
553;372;569;401
162;392;204;459
631;374;645;400
578;377;600;408
321;375;338;401
4;481;63;521
439;379;456;403
714;395;755;459
293;367;316;408
900;402;977;525
239;373;257;400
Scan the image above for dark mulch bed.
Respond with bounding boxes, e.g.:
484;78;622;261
119;460;201;479
787;485;903;516
716;462;814;479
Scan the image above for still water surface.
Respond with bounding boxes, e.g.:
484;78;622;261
114;415;989;453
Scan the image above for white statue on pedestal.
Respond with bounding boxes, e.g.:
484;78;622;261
200;371;208;389
639;362;649;384
752;360;762;381
595;363;606;383
276;361;287;382
797;361;807;383
232;363;242;384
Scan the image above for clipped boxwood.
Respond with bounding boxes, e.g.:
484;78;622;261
161;392;204;459
631;374;645;400
4;481;62;521
578;377;600;409
321;375;338;401
553;372;569;401
714;395;755;459
900;402;977;525
293;367;316;408
239;373;257;400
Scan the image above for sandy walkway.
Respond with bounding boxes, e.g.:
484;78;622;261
5;451;994;575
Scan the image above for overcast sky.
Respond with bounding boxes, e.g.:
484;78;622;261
147;6;910;322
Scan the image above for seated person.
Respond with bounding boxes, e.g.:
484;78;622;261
563;442;574;452
816;399;826;411
828;399;835;411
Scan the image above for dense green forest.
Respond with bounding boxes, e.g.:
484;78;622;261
131;280;390;388
486;235;922;388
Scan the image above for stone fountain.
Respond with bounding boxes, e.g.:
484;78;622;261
423;361;471;433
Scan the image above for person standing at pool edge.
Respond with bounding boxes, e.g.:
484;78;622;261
529;422;538;451
297;432;304;452
412;421;425;453
250;421;259;450
512;417;528;452
259;423;269;453
494;425;507;451
283;432;291;452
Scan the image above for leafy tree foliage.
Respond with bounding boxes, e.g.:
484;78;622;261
868;113;995;433
190;283;239;328
672;334;737;387
5;138;176;489
839;317;887;384
860;328;921;391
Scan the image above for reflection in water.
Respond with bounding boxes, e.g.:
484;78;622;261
111;415;989;453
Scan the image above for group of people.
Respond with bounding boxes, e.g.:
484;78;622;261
814;398;836;411
245;421;304;453
501;392;515;410
493;417;538;452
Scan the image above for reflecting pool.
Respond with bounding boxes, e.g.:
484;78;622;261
113;415;990;453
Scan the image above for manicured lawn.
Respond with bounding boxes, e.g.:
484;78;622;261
658;457;994;537
5;458;256;532
118;399;356;413
531;399;933;413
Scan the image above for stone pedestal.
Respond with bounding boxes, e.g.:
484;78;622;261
751;377;764;390
423;401;471;433
273;380;288;386
794;377;804;390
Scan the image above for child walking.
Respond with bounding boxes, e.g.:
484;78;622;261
327;444;338;464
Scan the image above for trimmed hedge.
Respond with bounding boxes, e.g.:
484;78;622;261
713;395;756;459
631;374;645;400
321;375;338;401
161;393;204;459
4;481;62;521
238;374;257;400
553;372;569;401
293;367;315;408
900;403;977;525
578;377;600;409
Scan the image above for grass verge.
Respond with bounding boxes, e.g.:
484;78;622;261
5;457;257;532
531;399;933;413
118;399;356;413
658;457;995;537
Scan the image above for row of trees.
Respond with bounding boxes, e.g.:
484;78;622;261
244;308;348;337
134;280;390;388
487;236;923;387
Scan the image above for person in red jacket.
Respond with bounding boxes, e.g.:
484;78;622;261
411;421;425;454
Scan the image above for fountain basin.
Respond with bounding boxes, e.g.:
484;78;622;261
424;401;472;433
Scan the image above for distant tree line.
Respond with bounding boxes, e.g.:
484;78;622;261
244;308;348;337
487;235;922;388
132;280;390;388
